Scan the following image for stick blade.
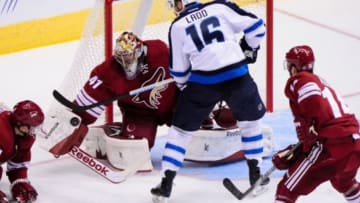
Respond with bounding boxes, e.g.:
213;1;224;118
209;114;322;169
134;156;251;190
223;178;245;200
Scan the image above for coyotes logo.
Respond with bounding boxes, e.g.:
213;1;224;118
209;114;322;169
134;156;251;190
131;67;169;109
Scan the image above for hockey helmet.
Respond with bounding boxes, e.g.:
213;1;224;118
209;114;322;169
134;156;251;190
166;0;198;14
114;31;144;80
12;100;44;127
285;45;315;73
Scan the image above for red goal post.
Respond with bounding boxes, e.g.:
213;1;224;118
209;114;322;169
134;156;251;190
54;0;273;123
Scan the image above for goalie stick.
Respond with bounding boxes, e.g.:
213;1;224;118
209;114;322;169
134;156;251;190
68;146;146;183
53;78;175;111
223;142;301;200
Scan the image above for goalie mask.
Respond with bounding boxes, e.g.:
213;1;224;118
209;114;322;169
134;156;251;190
114;32;144;80
166;0;199;15
284;45;315;74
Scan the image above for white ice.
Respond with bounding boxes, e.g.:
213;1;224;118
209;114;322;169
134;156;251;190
0;0;360;202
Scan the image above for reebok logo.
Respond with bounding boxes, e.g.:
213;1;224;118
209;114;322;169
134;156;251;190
70;147;109;176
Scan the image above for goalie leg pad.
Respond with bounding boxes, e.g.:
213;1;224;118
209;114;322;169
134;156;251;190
82;123;153;172
81;127;107;159
184;125;274;164
104;136;153;172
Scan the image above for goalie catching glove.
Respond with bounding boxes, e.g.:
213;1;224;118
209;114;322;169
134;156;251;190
239;37;259;64
38;108;88;157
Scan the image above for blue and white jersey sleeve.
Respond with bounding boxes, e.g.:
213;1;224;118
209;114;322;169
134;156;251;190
222;1;265;49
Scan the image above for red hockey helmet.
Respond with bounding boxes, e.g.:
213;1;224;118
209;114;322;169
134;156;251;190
285;45;315;72
12;100;44;127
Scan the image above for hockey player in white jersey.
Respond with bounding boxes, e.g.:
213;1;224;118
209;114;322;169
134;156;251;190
151;0;268;202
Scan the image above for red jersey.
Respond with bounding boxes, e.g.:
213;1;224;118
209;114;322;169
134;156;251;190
285;72;359;139
0;111;34;177
74;40;177;125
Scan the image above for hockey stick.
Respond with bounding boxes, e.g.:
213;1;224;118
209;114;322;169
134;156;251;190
223;142;301;200
53;78;175;111
69;146;146;183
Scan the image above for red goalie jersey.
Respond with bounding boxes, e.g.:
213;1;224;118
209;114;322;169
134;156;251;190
74;36;177;148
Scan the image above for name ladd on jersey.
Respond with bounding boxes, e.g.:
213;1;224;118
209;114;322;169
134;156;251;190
185;9;208;23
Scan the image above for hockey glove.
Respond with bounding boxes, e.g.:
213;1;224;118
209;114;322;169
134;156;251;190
272;144;301;170
239;37;259;64
294;119;318;153
212;107;237;129
10;179;37;203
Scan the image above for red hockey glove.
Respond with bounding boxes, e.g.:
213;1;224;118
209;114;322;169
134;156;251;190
0;190;8;203
272;144;300;170
294;120;318;153
10;179;37;203
49;123;89;156
212;107;237;129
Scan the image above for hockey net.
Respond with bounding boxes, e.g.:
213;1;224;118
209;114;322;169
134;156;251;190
52;0;273;123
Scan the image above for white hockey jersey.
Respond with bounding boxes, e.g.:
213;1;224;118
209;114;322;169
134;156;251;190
168;1;265;85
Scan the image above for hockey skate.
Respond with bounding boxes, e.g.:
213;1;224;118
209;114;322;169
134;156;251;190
247;159;270;196
151;170;176;203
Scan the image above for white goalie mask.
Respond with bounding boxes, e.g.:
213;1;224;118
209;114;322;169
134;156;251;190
166;0;198;15
114;32;144;80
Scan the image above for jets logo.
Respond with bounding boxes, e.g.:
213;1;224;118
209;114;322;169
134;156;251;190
131;67;169;109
